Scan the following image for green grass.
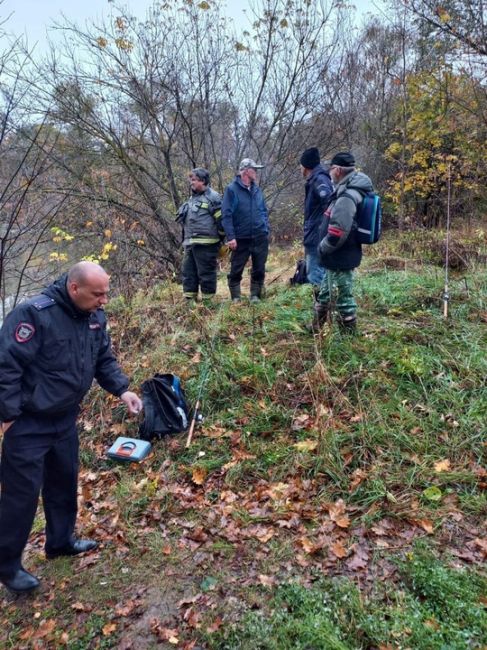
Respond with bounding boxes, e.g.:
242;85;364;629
211;545;487;649
2;232;485;649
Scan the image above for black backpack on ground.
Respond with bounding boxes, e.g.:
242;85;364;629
289;259;309;285
138;373;189;441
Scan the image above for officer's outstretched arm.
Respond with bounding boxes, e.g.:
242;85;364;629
120;391;143;415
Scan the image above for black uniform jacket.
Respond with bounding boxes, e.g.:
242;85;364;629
0;275;129;422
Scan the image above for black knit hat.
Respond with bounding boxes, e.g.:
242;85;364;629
330;152;355;167
300;147;320;169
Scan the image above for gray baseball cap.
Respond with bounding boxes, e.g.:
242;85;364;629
239;158;265;171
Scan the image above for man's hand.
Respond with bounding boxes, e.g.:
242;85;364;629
0;421;14;435
227;239;237;251
120;391;143;415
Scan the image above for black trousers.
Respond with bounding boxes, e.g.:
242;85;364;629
0;411;79;576
227;235;269;288
182;243;220;296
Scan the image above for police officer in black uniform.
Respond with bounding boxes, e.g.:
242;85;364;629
0;261;142;594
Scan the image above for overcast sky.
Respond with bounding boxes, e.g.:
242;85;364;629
2;0;384;50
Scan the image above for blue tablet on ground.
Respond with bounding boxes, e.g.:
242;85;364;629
107;437;152;462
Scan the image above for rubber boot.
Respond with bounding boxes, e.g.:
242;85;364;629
229;283;241;303
250;281;264;304
201;293;215;308
307;302;329;333
338;313;357;334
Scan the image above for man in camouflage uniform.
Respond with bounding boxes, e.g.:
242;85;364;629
177;168;223;304
312;152;375;332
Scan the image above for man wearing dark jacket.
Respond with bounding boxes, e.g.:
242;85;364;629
0;262;142;594
177;168;223;304
300;147;333;290
222;158;269;303
312;152;374;332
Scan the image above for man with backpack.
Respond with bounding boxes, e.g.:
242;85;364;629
300;147;333;292
177;168;224;305
311;152;375;332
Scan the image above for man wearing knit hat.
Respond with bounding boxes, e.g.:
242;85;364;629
311;151;374;332
299;147;333;291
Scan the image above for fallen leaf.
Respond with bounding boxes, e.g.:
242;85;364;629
292;414;311;430
19;627;35;641
294;439;318;452
206;616;223;633
350;469;368;490
434;459;451;473
411;519;434;534
78;554;99;569
346;546;369;570
329;499;350;528
202;425;230;438
191;467;207;485
34;619;56;638
150;620;180;643
375;539;390;548
102;623;117;636
331;541;348;558
71;602;92;612
422;486;442;502
335;515;351;529
256;529;274;543
115;601;137;617
300;537;322;554
473;538;487;556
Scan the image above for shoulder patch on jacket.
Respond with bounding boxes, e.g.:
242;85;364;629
32;295;56;311
15;322;36;343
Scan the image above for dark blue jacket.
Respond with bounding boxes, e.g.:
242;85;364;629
303;164;333;248
0;276;129;422
222;175;269;241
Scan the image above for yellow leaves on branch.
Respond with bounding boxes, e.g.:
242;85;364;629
115;38;133;52
436;7;452;23
50;252;68;262
51;226;74;242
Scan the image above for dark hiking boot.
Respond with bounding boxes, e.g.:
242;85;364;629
250;281;264;302
229;283;241;303
306;302;330;333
